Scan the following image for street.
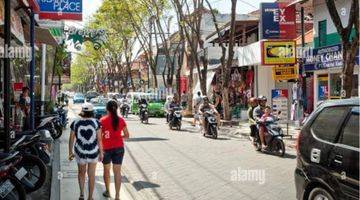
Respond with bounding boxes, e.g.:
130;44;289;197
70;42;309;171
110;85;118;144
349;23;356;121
59;102;297;200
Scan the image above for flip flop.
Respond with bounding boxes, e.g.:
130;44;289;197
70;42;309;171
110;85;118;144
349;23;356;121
103;191;111;198
79;195;84;200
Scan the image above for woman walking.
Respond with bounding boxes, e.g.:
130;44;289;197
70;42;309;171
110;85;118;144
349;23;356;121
100;100;130;200
68;103;104;200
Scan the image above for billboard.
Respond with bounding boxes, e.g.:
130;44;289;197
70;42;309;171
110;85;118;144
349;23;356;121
272;65;298;81
37;0;82;21
262;41;296;65
260;3;296;39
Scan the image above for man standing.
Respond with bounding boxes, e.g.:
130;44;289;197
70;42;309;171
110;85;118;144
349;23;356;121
247;97;258;144
192;91;202;126
180;91;188;108
19;87;30;130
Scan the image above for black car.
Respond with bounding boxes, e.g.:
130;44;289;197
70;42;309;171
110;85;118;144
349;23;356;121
85;91;99;102
295;98;359;200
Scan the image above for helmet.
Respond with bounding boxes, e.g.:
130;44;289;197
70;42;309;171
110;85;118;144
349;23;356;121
167;96;173;101
257;95;267;101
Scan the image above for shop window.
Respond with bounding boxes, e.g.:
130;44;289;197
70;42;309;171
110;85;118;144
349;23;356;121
329;73;341;99
318;74;328;101
318;20;327;47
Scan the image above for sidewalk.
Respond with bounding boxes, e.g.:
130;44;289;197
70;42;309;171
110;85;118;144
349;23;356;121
182;117;299;148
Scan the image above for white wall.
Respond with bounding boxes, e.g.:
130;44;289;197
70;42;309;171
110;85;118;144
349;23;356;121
255;65;275;100
313;0;354;38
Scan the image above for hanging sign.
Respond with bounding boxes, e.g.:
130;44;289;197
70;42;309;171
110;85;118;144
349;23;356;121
0;2;25;44
272;65;298;81
37;0;83;21
66;27;106;50
260;3;296;39
262;40;296;65
271;89;289;122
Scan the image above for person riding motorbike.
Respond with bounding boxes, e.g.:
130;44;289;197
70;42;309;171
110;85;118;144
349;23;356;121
247;97;258;144
198;96;220;133
253;95;268;150
164;96;173;123
138;97;148;106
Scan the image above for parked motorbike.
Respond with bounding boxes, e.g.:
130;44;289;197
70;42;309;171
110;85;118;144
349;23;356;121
202;110;218;139
53;104;68;128
38;116;61;140
254;117;285;157
120;103;129;118
0;151;26;200
139;104;149;124
169;107;182;130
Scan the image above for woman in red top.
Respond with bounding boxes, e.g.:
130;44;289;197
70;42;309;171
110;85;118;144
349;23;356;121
100;100;130;200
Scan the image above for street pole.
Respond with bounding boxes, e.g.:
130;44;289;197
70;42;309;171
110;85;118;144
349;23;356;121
148;19;153;91
41;44;47;115
4;0;11;152
29;8;35;130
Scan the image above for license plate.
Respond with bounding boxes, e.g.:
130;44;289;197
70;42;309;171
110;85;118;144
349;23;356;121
0;180;15;198
15;167;27;180
44;131;51;138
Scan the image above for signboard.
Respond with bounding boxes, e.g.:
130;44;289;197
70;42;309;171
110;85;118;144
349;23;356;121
13;82;24;102
272;65;298;81
262;41;296;65
0;2;25;44
260;3;296;39
37;0;83;21
304;44;360;71
271;89;288;122
67;27;106;50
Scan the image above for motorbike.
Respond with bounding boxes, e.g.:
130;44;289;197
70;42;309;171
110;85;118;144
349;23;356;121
202;110;218;139
168;107;182;130
0;151;26;200
254;117;285;157
139;104;149;124
120;103;129;118
53;104;68;128
37;116;61;140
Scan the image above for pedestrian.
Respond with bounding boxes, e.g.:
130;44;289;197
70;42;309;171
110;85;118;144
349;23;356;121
213;92;223;118
181;91;188;108
192;91;202;126
19;87;30;131
247;97;258;144
100;100;130;200
68;103;104;200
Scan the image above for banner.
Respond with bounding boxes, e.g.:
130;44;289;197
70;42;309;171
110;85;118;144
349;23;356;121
262;41;296;65
272;65;298;81
37;0;83;21
260;3;296;39
272;89;289;122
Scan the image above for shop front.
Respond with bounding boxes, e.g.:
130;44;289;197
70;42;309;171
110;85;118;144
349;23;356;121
304;44;360;107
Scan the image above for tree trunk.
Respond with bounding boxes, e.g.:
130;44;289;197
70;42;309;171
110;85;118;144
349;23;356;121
222;87;231;120
342;43;357;98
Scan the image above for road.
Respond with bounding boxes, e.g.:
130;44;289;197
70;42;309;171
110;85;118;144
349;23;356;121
60;102;297;200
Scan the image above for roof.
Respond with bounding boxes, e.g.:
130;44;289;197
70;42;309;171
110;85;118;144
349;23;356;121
318;98;360;109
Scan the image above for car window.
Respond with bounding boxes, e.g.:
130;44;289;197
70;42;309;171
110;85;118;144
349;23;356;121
311;106;349;143
339;107;359;148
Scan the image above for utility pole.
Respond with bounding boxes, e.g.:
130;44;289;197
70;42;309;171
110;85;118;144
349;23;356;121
4;0;11;152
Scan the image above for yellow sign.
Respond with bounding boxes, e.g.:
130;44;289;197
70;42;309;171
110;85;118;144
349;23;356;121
272;65;298;81
262;41;296;65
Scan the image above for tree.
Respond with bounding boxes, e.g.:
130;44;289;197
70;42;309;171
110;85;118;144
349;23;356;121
326;0;359;98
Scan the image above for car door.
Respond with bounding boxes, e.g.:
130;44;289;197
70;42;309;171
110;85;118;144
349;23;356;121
328;106;359;200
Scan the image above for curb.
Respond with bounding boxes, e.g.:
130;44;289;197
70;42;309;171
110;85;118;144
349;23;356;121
50;140;60;200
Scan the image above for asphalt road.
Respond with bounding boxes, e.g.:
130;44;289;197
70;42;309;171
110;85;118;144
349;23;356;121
62;102;298;200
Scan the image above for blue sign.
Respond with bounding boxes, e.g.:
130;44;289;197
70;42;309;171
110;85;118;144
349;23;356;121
37;0;83;21
304;44;360;71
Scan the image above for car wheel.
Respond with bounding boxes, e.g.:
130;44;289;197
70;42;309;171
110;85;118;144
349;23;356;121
308;187;334;200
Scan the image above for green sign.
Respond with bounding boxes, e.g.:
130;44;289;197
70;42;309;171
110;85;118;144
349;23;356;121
67;26;106;50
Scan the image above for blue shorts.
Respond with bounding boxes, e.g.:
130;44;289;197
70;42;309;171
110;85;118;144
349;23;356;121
102;147;125;165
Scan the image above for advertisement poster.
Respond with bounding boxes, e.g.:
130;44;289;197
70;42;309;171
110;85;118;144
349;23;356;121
272;65;298;81
13;82;23;102
37;0;83;21
260;2;296;39
271;89;289;122
262;41;296;65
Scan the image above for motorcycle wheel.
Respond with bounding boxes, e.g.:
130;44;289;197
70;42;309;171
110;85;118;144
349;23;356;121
210;125;218;139
274;139;285;157
15;154;47;193
177;122;181;131
0;176;27;200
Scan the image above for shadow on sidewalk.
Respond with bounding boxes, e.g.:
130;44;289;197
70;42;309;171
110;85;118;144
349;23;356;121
132;181;160;191
127;137;168;142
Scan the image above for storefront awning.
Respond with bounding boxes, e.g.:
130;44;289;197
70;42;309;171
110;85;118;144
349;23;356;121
236;41;262;67
23;25;58;46
193;71;216;97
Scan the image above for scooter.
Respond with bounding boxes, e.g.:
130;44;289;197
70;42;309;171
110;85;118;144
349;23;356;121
169;107;182;130
139;104;149;124
120;103;129;118
0;151;26;200
254;117;285;157
202;110;218;139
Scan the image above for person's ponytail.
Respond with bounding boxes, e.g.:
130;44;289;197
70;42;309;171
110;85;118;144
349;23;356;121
106;100;119;131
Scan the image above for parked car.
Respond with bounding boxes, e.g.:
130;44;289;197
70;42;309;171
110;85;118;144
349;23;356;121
85;91;99;102
73;93;85;104
295;98;359;200
91;97;108;119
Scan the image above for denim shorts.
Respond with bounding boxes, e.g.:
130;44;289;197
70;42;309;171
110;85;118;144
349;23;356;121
102;147;125;165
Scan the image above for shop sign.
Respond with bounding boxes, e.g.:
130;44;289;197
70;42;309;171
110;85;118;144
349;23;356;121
271;89;289;121
13;82;23;102
260;3;296;39
272;65;298;81
66;27;106;50
0;2;25;44
37;0;83;21
262;41;296;65
304;44;360;71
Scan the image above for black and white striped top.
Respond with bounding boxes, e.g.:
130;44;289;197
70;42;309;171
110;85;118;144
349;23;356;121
70;118;100;161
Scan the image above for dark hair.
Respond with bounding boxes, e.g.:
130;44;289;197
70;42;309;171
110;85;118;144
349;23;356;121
22;87;29;93
79;111;94;118
264;106;271;110
197;91;201;96
106;100;119;131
